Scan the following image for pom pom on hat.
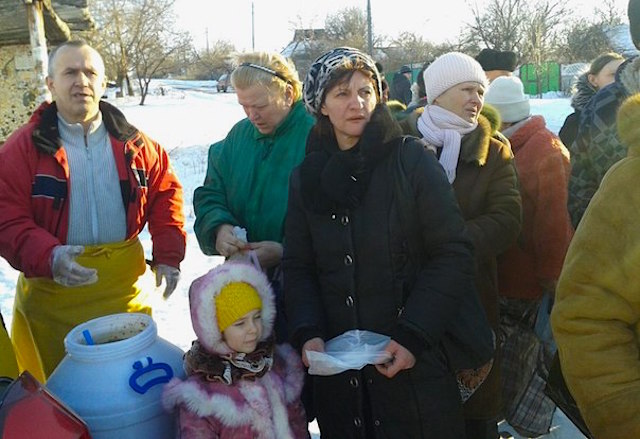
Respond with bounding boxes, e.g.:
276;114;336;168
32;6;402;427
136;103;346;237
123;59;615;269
484;76;530;123
215;282;262;333
424;52;488;104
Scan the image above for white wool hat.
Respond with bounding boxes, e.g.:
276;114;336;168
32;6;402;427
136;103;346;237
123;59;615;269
484;76;530;123
424;52;488;104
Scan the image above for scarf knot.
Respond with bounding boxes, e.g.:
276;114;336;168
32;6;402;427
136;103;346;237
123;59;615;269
417;105;477;183
184;338;275;385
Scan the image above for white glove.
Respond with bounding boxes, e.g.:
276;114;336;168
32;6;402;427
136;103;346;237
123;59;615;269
50;245;98;287
154;264;180;299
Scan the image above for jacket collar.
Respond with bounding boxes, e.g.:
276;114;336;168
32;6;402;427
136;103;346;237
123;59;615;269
30;100;139;155
506;116;545;152
253;100;307;141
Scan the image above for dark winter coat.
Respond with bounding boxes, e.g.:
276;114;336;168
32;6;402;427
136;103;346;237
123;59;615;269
284;106;481;439
568;57;640;227
401;109;522;419
558;72;597;149
390;72;412;106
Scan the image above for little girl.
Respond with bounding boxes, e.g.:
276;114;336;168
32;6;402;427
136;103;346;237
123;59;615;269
163;261;309;438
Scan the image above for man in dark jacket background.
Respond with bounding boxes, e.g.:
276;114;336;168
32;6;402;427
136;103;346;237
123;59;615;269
390;65;413;105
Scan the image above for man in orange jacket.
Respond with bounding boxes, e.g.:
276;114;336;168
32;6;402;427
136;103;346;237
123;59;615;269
0;40;186;382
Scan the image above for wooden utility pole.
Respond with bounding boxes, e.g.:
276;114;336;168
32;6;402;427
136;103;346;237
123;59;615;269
24;0;51;103
251;1;255;51
366;0;373;56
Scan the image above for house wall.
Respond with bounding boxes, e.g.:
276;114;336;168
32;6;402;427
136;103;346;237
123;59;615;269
0;44;41;142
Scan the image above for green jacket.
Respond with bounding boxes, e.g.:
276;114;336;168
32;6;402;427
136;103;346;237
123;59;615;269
193;101;314;255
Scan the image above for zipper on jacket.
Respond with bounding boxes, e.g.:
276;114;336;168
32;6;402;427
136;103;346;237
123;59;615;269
53;196;66;237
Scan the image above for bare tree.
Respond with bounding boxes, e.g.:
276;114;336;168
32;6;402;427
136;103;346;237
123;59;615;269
521;0;567;96
325;7;379;50
88;0;135;96
556;20;617;63
389;32;436;69
595;0;625;26
189;41;236;80
464;0;527;52
89;0;192;104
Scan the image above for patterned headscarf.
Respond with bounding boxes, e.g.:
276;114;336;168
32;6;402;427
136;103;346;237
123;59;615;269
303;47;382;116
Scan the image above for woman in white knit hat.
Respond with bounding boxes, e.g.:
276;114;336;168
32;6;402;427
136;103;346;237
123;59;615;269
400;51;522;439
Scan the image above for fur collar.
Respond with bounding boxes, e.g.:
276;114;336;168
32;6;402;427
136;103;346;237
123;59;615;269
619;56;640;96
163;344;304;439
571;72;597;111
458;114;493;166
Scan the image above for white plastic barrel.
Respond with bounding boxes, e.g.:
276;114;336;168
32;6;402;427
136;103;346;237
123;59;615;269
46;313;185;439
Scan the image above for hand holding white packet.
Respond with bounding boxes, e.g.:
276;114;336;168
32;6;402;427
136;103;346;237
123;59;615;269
306;329;393;376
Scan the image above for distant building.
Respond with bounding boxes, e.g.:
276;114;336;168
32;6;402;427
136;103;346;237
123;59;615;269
281;29;327;79
0;0;93;142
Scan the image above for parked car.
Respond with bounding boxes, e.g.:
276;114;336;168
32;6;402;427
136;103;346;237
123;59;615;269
217;74;232;92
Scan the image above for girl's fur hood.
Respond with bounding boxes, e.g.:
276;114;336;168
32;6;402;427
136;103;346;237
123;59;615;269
189;261;276;355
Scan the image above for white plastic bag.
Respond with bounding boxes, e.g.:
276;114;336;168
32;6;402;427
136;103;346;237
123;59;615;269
306;330;392;376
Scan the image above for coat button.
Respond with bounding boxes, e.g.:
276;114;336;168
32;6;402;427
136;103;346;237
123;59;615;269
344;254;353;265
354;417;362;427
367;378;373;385
331;214;337;220
341;215;349;225
350;377;359;388
374;420;381;427
346;296;354;307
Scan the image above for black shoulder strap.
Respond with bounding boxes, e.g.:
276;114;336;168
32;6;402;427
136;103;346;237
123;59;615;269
393;137;424;260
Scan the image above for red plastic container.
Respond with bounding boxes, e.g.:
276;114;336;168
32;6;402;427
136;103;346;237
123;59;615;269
0;371;91;438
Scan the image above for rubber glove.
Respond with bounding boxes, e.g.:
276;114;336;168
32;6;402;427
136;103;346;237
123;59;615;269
50;245;98;287
153;264;180;299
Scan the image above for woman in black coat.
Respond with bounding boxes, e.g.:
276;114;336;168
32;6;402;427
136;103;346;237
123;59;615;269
283;47;493;439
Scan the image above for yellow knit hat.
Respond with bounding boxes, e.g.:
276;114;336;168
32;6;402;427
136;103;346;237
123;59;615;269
215;282;262;332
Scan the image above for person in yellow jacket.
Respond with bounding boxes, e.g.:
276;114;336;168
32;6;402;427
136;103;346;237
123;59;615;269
551;92;640;439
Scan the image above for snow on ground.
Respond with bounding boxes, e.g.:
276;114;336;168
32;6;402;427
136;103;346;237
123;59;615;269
0;81;582;438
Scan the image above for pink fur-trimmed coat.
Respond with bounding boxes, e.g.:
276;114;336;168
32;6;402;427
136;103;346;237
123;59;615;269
163;343;309;439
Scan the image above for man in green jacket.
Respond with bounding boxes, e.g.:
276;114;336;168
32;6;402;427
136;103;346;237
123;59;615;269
193;52;314;341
